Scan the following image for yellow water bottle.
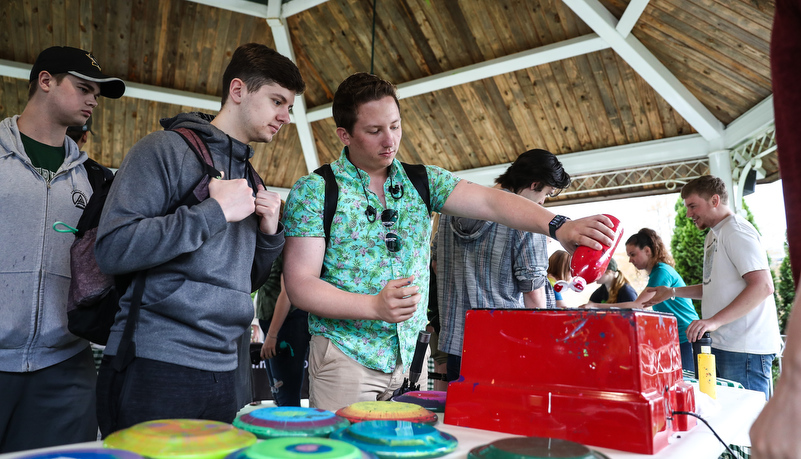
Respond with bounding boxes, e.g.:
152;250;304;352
697;332;716;399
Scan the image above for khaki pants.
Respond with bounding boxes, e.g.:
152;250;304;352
308;335;429;412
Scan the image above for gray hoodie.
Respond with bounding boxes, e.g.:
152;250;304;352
0;116;91;372
95;112;283;372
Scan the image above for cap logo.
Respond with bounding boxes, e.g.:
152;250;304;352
86;53;101;71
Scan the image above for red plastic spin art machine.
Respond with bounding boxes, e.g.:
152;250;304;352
444;309;696;454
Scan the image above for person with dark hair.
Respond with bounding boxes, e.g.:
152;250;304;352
0;46;124;453
585;258;638;305
548;250;571;307
434;149;570;382
645;175;781;399
625;228;699;371
66;116;93;149
282;72;615;411
93;43;305;435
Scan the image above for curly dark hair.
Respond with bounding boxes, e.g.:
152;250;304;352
495;149;571;195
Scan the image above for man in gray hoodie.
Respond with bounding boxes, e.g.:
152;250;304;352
93;43;305;436
0;46;125;452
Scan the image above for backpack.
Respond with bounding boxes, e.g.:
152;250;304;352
65;157;120;345
66;127;264;349
313;162;430;245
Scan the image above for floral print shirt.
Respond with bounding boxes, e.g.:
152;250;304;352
284;148;460;373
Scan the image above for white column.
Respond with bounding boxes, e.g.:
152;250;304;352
708;149;738;213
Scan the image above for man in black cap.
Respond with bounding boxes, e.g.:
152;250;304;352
0;46;124;452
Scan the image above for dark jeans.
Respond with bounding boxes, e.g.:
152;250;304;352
680;341;695;373
96;356;237;438
259;309;310;406
0;347;97;453
712;348;775;401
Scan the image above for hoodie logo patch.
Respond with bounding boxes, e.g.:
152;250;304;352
73;190;89;209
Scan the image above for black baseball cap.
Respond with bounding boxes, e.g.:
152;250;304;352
30;46;125;99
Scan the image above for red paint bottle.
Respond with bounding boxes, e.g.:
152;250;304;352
554;214;624;293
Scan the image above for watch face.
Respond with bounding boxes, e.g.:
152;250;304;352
549;215;567;239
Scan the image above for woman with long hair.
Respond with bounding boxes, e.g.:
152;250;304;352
587;258;638;304
547;250;571;307
626;228;700;371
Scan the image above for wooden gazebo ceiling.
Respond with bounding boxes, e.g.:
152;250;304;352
0;0;777;203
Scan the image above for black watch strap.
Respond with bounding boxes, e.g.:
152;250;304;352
549;215;570;239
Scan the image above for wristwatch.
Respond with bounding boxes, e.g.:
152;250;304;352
549;215;570;240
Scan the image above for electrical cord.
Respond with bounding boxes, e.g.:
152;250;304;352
671;411;737;458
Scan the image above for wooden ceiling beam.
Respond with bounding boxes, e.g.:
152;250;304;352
454;134;710;186
454;92;775;188
0;59;28;80
724;95;774;149
0;58;222;111
266;0;321;172
184;0;328;19
616;0;650;38
306;33;611;123
185;0;268;18
562;0;725;142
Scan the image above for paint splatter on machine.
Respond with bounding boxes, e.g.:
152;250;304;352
445;309;696;455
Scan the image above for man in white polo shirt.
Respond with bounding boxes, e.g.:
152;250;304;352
646;175;781;400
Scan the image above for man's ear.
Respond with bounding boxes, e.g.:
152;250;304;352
227;78;246;104
336;127;350;146
530;182;540;191
37;71;54;94
711;194;720;207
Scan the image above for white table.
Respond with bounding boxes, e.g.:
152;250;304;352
0;385;764;459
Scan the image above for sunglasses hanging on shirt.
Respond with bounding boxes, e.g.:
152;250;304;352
381;209;401;253
355;166;404;223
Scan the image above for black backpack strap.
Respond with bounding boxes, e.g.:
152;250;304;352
75;160;115;239
313;163;430;245
111;270;146;372
313;164;339;247
83;157;114;193
401;162;431;215
247;161;265;191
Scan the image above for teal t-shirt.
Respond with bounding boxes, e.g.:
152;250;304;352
20;132;65;181
647;262;700;343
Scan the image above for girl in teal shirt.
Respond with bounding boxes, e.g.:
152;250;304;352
626;228;700;372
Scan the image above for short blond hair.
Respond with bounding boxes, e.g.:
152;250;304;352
681;175;728;205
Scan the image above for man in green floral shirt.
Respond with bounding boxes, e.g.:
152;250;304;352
283;73;615;411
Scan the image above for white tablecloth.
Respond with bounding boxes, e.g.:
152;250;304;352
0;385;764;459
